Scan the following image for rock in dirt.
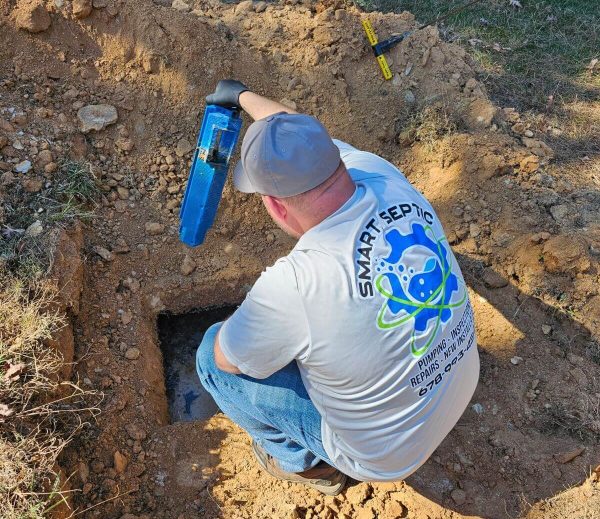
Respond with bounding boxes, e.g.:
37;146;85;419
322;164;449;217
114;238;130;254
116;138;134;152
125;423;147;441
72;0;93;18
172;0;191;12
78;461;90;483
15;0;51;33
510;356;523;365
175;138;194;157
92;245;114;261
25;220;43;237
36;149;53;168
469;223;481;238
116;186;129;200
15;160;32;173
541;324;552;335
0;119;15;133
451;488;467;505
472;402;484;415
279;98;297;111
482;268;508;289
549;204;568;221
404;90;416;104
78;104;118;133
235;0;253;13
121;310;133;325
145;222;164;235
554;447;585;464
114;451;128;474
125;347;140;360
142;53;161;74
180;255;196;276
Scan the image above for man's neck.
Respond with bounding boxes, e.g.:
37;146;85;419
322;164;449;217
298;176;356;234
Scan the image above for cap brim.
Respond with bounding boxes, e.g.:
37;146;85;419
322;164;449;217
232;161;257;194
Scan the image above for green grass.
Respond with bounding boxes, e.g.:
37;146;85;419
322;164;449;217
53;160;99;205
0;160;98;280
355;0;599;111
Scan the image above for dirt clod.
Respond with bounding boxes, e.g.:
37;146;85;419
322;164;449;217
72;0;93;19
180;254;196;276
554;447;586;464
125;347;140;360
114;451;129;473
145;222;164;235
14;0;51;33
171;0;191;12
93;245;114;261
451;488;467;505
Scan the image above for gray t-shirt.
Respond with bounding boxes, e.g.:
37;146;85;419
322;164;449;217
220;140;479;481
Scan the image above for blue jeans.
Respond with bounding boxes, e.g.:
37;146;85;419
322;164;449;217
196;322;332;473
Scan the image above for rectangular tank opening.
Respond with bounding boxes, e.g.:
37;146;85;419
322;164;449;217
157;305;237;423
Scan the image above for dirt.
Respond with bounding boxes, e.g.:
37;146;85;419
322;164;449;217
1;0;599;517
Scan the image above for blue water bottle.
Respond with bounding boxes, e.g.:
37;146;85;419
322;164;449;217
179;105;243;247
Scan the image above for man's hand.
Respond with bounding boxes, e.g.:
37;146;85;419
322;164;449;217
206;79;249;109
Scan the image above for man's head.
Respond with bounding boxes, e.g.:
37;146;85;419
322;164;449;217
233;113;355;238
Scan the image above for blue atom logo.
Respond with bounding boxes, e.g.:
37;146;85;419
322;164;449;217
374;223;466;356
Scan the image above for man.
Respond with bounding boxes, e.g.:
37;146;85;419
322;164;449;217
196;80;479;495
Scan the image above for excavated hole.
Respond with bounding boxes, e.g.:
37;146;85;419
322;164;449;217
157;305;237;423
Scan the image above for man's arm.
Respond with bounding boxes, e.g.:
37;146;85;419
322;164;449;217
238;91;297;121
214;330;241;374
208;259;309;379
206;79;297;121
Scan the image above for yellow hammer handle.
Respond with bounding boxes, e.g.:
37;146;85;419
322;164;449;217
361;18;378;45
377;55;393;80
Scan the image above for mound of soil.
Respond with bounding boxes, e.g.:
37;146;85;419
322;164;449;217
1;0;598;517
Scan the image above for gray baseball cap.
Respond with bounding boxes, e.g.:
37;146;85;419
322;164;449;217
232;112;341;197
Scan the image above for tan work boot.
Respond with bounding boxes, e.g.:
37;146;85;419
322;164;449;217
251;441;347;496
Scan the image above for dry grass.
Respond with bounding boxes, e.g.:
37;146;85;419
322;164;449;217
0;269;100;518
541;394;600;442
402;100;463;150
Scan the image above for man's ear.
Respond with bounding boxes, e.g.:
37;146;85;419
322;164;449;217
262;195;287;220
